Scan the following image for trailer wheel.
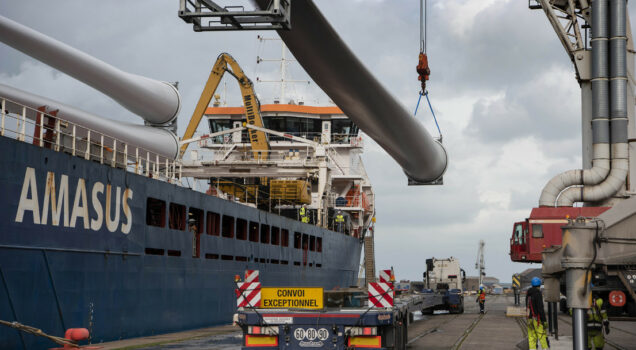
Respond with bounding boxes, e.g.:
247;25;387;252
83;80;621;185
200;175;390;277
401;316;408;350
421;307;433;315
626;301;636;317
607;305;623;316
393;322;403;350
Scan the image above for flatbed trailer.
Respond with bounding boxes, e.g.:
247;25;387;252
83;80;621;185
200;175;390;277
236;292;445;349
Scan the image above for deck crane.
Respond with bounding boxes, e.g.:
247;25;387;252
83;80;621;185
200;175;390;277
475;240;485;287
179;53;269;160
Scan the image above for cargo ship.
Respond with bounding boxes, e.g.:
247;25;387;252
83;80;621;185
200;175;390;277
0;14;373;349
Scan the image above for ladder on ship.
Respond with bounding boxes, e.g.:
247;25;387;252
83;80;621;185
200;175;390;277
364;232;376;284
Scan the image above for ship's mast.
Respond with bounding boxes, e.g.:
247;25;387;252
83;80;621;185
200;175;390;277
256;36;309;103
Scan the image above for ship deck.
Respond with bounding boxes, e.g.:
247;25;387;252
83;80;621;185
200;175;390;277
96;295;636;349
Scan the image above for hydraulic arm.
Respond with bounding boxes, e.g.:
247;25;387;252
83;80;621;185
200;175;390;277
179;53;269;159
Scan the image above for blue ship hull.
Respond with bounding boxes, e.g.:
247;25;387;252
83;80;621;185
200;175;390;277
0;136;362;349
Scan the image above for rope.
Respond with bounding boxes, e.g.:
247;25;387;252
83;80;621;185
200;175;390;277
414;91;442;139
0;320;78;347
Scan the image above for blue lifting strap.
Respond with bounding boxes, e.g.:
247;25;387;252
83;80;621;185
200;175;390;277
414;91;442;138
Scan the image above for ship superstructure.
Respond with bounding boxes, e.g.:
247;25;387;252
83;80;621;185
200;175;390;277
182;102;375;238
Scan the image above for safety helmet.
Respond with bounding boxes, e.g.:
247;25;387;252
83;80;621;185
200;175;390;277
531;277;542;287
595;298;603;308
479;285;484;290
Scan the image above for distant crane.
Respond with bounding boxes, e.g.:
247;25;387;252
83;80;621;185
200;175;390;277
475;240;485;286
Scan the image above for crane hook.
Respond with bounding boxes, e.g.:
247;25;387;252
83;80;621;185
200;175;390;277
416;52;430;93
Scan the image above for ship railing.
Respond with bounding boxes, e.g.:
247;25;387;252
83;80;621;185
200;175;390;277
331;194;369;211
198;131;361;146
0;97;182;183
195;145;318;164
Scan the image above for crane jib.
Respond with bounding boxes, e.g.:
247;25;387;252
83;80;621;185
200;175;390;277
242;93;268;159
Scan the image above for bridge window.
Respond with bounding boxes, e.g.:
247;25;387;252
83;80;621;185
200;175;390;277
271;227;280;245
209;119;233;143
316;237;322;252
331;119;359;143
309;236;316;251
236;218;247;240
249;222;259;242
169;203;186;230
146;198;166;227
207;211;220;236
264;117;321;136
222;215;234;238
261;225;270;244
532;224;544;238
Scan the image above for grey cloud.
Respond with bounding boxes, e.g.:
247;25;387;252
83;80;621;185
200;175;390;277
465;69;581;143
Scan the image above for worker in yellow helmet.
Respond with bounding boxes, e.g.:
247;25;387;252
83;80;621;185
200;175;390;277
335;210;345;233
587;296;609;350
299;204;309;223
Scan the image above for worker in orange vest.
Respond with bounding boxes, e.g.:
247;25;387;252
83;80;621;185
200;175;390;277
476;285;486;314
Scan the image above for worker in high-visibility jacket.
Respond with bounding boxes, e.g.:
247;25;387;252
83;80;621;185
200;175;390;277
526;277;549;350
587;297;609;350
299;204;309;223
335;210;345;233
476;285;486;314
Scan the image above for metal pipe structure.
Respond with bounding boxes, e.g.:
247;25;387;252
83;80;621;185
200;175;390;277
550;302;559;339
572;308;588;350
558;0;629;205
257;0;447;183
540;0;610;206
547;302;554;334
0;84;179;159
540;0;629;206
0;14;180;126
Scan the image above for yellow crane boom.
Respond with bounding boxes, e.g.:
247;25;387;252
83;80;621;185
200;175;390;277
179;53;269;159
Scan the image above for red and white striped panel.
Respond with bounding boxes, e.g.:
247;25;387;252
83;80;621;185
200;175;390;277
245;270;260;283
379;269;394;289
236;282;261;308
368;282;394;308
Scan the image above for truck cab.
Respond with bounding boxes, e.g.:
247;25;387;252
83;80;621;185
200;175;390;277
422;258;465;314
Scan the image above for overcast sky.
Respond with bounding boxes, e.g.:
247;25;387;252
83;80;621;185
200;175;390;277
1;1;634;283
